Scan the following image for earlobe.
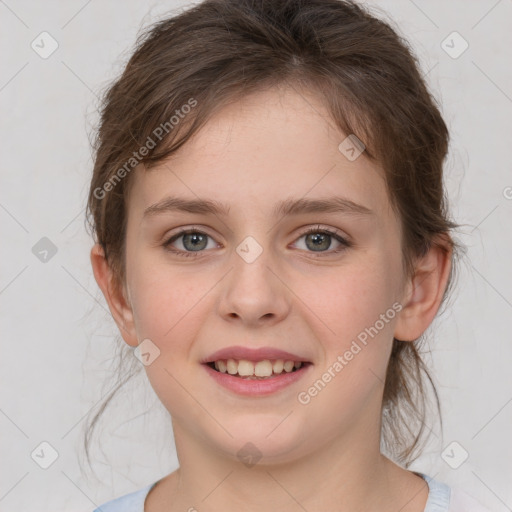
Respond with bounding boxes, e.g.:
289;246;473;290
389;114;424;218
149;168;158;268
394;238;452;342
90;244;139;347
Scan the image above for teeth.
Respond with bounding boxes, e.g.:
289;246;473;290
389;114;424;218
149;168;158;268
238;360;254;376
211;358;304;378
283;360;294;372
255;360;273;377
226;359;238;375
273;359;284;373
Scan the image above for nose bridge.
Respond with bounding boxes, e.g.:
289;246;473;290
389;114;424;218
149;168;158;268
218;233;290;325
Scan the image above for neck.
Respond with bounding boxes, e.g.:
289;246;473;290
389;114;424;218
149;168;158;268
151;420;428;512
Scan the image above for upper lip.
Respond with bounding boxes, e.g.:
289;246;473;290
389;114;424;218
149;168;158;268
203;345;311;363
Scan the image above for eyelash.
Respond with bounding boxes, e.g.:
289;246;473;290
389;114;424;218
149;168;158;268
163;225;351;258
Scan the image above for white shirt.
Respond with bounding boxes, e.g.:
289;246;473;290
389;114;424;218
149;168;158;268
92;473;492;511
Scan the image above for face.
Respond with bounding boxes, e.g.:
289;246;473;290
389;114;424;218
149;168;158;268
120;85;407;464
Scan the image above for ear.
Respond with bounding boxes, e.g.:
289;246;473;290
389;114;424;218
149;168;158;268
90;243;138;347
394;236;452;342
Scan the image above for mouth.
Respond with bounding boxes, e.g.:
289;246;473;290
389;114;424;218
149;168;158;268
205;358;312;380
202;347;313;396
201;346;313;395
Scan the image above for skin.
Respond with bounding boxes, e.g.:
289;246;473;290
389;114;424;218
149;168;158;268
91;84;452;512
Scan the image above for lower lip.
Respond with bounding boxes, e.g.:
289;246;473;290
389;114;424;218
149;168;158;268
203;363;312;396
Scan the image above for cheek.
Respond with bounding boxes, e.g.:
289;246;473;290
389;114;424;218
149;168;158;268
127;250;206;343
292;251;400;407
294;250;401;349
125;235;401;427
126;260;215;424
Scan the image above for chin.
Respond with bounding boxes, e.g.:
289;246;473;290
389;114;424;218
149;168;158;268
208;413;312;466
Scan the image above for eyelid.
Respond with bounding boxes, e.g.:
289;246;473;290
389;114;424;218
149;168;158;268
162;224;351;257
297;224;350;242
291;225;351;254
162;226;220;255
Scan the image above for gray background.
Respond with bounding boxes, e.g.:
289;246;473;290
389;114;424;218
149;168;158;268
1;0;511;510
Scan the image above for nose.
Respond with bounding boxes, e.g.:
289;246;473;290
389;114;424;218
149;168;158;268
217;243;291;328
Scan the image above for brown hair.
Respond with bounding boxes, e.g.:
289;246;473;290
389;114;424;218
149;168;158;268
85;0;460;468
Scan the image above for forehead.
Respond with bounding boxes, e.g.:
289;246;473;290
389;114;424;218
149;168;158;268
128;85;393;223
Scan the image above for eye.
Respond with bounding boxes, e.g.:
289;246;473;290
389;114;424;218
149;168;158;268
163;228;218;257
163;225;351;258
292;225;351;255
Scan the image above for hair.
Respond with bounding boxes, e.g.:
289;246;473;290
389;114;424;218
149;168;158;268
84;0;461;468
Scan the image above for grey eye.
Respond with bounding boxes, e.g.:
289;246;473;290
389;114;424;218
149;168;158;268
304;232;333;251
183;233;208;251
181;232;209;251
165;230;215;253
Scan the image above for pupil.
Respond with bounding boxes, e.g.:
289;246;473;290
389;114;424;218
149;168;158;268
184;233;207;251
307;233;330;251
183;232;331;252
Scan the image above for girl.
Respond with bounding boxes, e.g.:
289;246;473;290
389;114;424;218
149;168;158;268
86;0;490;510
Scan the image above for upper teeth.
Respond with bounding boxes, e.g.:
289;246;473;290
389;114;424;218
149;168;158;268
214;359;302;377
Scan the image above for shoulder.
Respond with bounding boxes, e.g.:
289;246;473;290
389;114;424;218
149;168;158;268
92;483;155;512
419;473;492;512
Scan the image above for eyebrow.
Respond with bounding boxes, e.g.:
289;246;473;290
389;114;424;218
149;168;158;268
143;195;374;218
